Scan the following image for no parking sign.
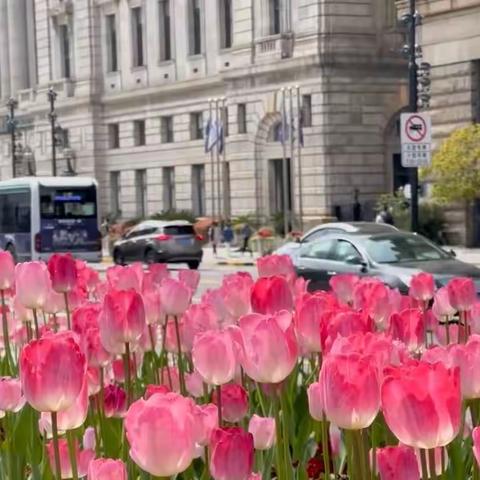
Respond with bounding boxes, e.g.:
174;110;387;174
400;113;432;168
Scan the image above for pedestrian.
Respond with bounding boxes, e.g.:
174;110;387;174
209;221;221;256
376;205;395;225
223;222;234;254
353;189;362;221
241;222;253;256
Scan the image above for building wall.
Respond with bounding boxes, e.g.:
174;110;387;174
0;0;406;228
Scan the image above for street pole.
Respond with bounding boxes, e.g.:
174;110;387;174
208;99;216;220
48;87;58;177
7;98;18;178
296;85;304;231
281;88;289;237
408;0;419;232
214;98;222;220
288;87;296;230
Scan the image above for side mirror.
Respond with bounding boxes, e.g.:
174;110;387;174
449;249;457;258
360;261;369;273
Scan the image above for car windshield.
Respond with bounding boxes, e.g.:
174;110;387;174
364;234;450;264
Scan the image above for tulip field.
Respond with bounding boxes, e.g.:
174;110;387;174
2;251;480;479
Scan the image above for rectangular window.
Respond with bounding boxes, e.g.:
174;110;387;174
0;191;31;233
270;0;281;35
163;166;175;211
159;0;172;61
108;124;120;149
189;0;202;55
59;128;70;149
131;7;144;67
190;112;204;140
219;0;233;49
106;14;118;72
191;164;205;217
110;171;121;215
302;94;312;127
135;169;148;217
133;120;146;146
237;103;247;134
59;24;71;78
161;116;174;143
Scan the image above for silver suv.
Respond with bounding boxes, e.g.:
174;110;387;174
113;220;203;269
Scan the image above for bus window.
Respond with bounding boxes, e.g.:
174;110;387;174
40;186;97;219
0;191;31;233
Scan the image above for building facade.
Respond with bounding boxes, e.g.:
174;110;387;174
0;0;407;227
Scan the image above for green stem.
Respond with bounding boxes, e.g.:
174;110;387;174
445;316;450;345
52;313;59;333
1;290;13;374
66;430;79;480
216;385;223;426
474;461;480;480
32;308;40;339
6;413;15;480
148;325;160;384
428;448;438;480
321;415;331;480
51;412;62;480
64;292;71;330
273;400;285;480
353;430;367;480
173;315;186;395
255;383;267;417
420;449;429;480
124;343;132;406
279;390;292;480
344;430;355;480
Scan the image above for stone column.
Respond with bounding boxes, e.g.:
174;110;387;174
7;0;29;94
0;0;11;99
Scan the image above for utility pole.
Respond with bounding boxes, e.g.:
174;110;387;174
48;87;58;177
408;0;419;232
6;97;18;178
281;88;290;238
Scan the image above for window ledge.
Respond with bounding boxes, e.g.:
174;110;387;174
131;65;147;72
187;54;205;60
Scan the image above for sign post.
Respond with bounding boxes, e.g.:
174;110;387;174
401;112;432;168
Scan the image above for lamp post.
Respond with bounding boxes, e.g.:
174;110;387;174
6;97;18;178
47;87;58;176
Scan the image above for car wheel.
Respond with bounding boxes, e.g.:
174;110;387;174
188;261;200;270
144;249;158;265
113;249;125;265
5;244;17;263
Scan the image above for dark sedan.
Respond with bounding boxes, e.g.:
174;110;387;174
292;230;480;293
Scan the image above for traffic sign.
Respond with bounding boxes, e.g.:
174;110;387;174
400;112;432;168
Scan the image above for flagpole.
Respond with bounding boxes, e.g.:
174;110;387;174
288;87;296;230
221;97;229;218
296;85;304;231
281;87;289;238
208;98;216;220
215;98;222;221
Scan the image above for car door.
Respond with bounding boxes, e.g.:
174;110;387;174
326;239;368;285
122;227;144;261
295;238;337;291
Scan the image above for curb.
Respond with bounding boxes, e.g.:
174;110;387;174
216;259;256;266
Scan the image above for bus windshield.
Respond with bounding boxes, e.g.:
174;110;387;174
40;186;97;219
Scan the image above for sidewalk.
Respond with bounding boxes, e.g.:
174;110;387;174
208;246;259;267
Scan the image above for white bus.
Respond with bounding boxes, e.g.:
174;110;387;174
0;177;102;262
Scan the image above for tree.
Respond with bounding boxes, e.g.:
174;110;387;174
423;124;480;203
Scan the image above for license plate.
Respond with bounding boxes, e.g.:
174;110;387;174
177;238;193;246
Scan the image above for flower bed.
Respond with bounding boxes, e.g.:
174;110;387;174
0;252;479;479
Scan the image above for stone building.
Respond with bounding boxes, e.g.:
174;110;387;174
0;0;407;227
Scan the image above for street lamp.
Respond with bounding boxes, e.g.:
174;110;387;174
6;98;18;178
47;87;58;176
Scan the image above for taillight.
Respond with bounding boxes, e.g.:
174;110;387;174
34;233;42;252
195;234;204;241
155;234;172;241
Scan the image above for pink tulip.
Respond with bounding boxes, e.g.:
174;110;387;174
15;262;51;309
409;272;435;302
20;332;86;412
307;382;324;421
159;278;192;316
473;427;480;468
48;253;78;294
221;273;253;320
248;415;276;450
192;403;218;446
324;311;373;350
99;289;145;353
43;288;66;315
83;427;96;451
471;303;480;334
257;254;295;280
178;269;201;292
0;250;15;290
47;438;95;479
186;370;204;398
209;427;254;480
329;424;342;457
251;276;293;315
388;309;425;352
448;277;476;312
232;311;298;383
107;264;143;292
319;353;380;430
125;392;196;477
76;263;100;294
0;377;25;413
353;278;385;310
202;289;229;325
329;274;359;305
381;361;461;449
364;283;392;330
88;458;127;480
182;303;219;352
103;384;127;418
145;384;171;399
376;445;420;480
432;287;456;319
146;263;170;286
212;384;248;423
142;289;163;325
192;330;237;386
295;295;329;353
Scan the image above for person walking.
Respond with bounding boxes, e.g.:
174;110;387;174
223;222;234;254
241;222;253;256
209;221;221;256
375;205;395;225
